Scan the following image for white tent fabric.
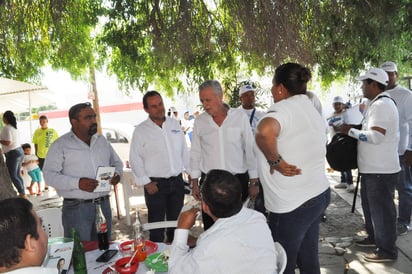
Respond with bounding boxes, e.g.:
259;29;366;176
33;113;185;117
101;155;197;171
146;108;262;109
0;77;55;113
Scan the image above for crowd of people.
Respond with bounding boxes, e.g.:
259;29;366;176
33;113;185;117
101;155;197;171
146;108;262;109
0;60;411;273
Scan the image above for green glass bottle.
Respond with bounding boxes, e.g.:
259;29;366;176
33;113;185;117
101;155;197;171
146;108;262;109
72;228;87;274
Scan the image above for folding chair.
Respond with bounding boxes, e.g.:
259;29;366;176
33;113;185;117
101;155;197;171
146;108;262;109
36;207;64;238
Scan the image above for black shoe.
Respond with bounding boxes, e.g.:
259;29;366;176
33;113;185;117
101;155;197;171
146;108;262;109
397;224;410;236
355;238;376;247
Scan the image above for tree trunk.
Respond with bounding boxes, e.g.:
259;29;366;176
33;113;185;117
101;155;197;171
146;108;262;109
0;150;18;200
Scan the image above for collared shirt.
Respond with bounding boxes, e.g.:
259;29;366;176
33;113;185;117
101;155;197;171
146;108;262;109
0;124;21;153
190;108;257;179
43;131;123;199
169;207;277;274
386;85;412;154
129;117;190;186
239;107;266;135
32;127;59;158
357;92;400;173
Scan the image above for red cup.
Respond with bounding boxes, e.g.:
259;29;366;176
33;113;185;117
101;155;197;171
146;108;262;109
115;256;139;274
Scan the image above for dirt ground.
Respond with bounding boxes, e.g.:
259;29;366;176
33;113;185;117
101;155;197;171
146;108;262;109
111;188;366;242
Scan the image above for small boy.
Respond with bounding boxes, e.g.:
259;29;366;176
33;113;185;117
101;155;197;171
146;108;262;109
21;143;42;195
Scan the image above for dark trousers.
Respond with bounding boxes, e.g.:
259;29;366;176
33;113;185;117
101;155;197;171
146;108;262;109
200;171;249;230
145;175;185;242
360;173;398;258
268;188;330;274
38;158;45;170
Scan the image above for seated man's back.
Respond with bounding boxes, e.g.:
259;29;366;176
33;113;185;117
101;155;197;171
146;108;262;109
169;169;278;274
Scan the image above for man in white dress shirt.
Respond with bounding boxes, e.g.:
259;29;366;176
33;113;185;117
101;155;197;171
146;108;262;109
381;61;412;236
169;169;277;274
190;80;259;230
130;91;190;242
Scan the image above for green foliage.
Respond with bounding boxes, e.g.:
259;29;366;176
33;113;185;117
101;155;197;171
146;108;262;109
0;0;102;82
0;0;411;97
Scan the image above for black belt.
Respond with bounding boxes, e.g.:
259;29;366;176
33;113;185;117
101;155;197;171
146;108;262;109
64;195;110;204
150;173;182;182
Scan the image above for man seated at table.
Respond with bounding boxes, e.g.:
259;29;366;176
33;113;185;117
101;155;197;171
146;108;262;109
169;169;278;273
0;198;55;274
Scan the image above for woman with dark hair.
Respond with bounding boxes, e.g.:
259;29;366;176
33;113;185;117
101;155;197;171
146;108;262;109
0;110;26;198
255;63;330;274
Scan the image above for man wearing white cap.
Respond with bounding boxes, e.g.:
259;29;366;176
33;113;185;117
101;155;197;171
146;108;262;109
238;84;265;135
340;67;400;263
381;61;412;236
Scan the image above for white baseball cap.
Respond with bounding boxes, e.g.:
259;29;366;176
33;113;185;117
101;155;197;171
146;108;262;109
380;61;398;72
239;84;254;96
333;96;344;104
356;68;389;86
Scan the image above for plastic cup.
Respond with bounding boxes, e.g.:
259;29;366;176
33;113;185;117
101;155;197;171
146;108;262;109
115;256;139;274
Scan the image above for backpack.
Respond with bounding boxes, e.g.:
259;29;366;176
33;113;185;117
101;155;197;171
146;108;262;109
326;127;360;171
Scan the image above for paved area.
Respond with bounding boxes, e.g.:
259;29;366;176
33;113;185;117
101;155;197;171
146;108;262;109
322;174;412;274
30;173;412;273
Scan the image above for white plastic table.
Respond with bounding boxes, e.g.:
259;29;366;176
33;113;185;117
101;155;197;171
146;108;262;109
68;242;168;274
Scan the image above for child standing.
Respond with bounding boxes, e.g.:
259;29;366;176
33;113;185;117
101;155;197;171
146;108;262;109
21;143;42;195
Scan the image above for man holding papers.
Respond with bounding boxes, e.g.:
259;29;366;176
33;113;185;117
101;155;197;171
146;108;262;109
43;102;123;241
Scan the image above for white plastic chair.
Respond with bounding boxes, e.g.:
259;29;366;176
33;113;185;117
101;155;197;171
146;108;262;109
274;242;287;274
36;207;64;238
122;170;146;226
140;197;198;231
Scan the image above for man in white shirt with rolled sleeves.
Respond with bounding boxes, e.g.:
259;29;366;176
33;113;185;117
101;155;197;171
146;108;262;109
381;61;412;235
190;80;260;230
129;91;190;243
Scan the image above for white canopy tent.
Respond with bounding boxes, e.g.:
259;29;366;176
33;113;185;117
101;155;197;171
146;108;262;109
0;77;56;141
0;77;55;112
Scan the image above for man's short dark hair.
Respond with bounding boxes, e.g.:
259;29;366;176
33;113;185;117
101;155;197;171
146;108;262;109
200;169;242;218
68;102;92;120
39;115;48;120
143;91;162;109
0;198;38;268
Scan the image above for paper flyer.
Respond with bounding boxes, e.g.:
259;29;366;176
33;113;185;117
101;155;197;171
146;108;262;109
95;166;115;192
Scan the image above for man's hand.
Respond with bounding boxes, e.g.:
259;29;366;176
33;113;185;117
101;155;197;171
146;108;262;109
79;177;99;192
110;172;121;185
339;123;352;135
177;207;200;229
248;178;260;199
144;181;159;195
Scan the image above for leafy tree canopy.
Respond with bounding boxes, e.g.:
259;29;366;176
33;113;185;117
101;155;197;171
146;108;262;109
0;0;102;82
1;0;411;97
